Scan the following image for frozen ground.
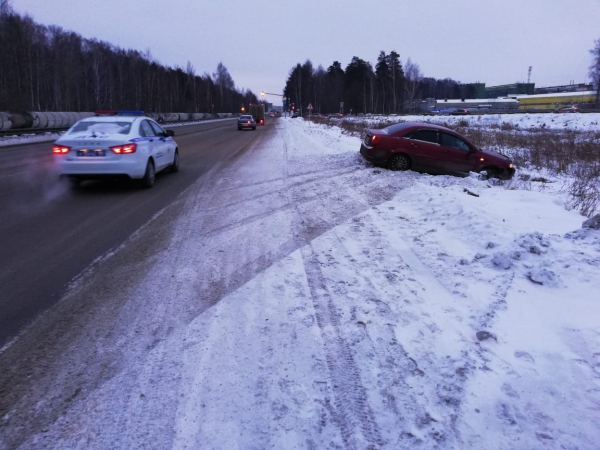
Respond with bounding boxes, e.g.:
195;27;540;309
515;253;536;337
1;115;599;449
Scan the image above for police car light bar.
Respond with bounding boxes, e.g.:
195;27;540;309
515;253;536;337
93;110;146;116
117;110;145;115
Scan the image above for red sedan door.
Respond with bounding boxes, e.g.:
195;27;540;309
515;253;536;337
439;132;477;174
400;129;441;170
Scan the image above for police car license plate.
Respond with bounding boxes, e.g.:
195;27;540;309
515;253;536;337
77;149;105;157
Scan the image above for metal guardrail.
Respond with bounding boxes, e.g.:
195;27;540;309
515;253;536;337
0;111;237;136
0;117;238;138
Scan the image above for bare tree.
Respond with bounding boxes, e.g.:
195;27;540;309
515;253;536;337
590;39;600;107
404;58;422;113
213;62;235;111
185;61;197;112
313;64;326;112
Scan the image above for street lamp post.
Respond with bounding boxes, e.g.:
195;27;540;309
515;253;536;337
261;91;287;116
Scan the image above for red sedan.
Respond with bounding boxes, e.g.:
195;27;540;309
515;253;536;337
360;122;515;179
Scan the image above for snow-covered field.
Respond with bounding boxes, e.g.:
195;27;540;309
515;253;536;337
348;111;600;131
1;114;599;449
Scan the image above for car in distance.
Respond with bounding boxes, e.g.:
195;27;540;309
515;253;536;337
238;115;256;130
554;105;579;113
52;110;179;188
450;108;470;115
249;104;265;125
359;122;515;179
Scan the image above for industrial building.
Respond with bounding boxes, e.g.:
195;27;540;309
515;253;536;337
416;97;519;113
515;90;597;110
533;83;593;94
412;80;597;113
485;83;535;98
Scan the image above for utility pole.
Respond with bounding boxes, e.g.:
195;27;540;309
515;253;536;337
527;66;532;84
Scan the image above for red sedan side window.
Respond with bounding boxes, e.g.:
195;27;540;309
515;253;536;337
440;133;470;151
407;129;439;144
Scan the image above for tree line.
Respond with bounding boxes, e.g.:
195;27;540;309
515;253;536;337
286;38;600;115
0;4;258;113
283;52;463;115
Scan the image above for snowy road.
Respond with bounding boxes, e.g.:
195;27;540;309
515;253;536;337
1;116;599;449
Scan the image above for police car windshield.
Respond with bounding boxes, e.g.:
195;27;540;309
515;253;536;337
68;121;132;135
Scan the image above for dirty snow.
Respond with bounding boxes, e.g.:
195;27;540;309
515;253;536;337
1;114;599;449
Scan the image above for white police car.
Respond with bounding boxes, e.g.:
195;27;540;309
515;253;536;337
52;111;179;188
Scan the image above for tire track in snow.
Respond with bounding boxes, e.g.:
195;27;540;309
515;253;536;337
215;162;357;194
278;151;486;447
199;166;359;213
304;205;475;448
300;244;384;450
351;207;472;446
197;170;407;241
278;122;384;449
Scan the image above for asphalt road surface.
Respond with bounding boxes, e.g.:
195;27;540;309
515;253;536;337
0;118;270;347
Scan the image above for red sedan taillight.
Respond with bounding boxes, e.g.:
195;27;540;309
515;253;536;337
110;143;137;154
52;145;71;154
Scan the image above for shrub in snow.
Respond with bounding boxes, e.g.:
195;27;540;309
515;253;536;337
526;268;561;287
582;214;600;230
516;232;550;255
476;331;497;342
491;252;513;270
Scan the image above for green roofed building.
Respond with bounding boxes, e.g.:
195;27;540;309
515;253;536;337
485;83;535;98
459;83;486;99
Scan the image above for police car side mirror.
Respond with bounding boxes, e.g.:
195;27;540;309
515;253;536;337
165;130;175;137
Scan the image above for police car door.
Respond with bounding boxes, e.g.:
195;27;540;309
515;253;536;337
148;120;172;171
139;120;160;165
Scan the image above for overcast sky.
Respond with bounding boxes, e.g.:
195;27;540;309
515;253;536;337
10;0;600;106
